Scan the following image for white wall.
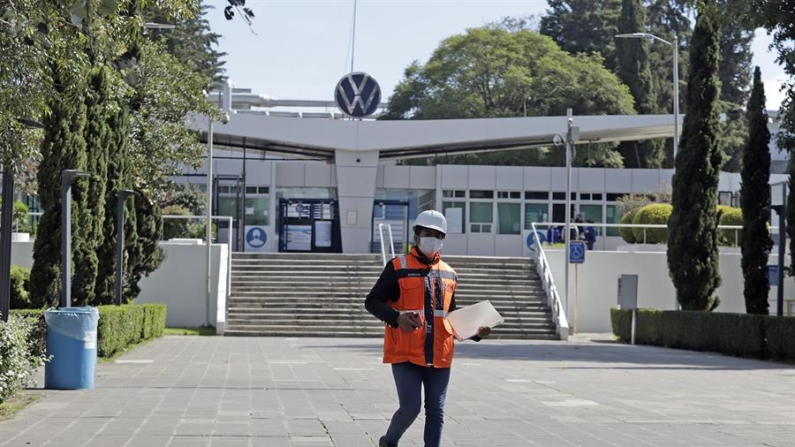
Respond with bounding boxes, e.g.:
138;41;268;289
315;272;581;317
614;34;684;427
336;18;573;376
545;249;794;333
9;240;229;334
137;242;228;334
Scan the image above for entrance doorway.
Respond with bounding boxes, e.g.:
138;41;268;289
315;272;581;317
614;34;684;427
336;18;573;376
371;200;410;255
278;199;341;253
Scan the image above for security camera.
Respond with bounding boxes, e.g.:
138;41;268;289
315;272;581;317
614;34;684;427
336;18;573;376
552;134;564;147
219;113;230;125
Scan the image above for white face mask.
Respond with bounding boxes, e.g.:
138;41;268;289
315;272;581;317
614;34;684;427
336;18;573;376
418;237;443;257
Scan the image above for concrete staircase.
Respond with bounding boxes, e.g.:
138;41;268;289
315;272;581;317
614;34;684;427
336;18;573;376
225;253;559;340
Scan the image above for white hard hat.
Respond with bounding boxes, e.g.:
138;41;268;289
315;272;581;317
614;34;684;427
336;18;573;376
414;210;447;235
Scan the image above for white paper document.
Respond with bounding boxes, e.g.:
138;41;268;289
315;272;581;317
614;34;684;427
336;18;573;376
446;300;504;341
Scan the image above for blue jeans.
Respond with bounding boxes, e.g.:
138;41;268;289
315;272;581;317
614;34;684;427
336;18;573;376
384;362;451;447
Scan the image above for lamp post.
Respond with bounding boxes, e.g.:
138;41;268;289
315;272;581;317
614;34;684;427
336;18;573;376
61;169;90;308
116;190;139;306
616;32;680;162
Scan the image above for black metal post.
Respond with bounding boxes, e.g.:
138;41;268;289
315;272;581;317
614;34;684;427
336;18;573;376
0;166;13;321
61;169;89;308
115;190;137;305
777;198;786;317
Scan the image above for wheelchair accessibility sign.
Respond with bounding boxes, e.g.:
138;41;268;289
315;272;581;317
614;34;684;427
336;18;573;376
569;241;585;264
245;226;268;252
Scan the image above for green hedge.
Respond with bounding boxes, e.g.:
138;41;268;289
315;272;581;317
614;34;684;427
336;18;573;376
619;210;638;243
10;303;167;359
97;304;167;357
610;308;795;362
632;204;672;244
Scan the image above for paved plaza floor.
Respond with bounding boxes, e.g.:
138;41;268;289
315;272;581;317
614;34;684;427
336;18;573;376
0;334;793;447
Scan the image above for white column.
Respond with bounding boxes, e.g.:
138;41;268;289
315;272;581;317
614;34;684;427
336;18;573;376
334;149;379;253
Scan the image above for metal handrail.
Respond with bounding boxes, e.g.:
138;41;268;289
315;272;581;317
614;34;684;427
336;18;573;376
378;223;396;265
531;222;569;341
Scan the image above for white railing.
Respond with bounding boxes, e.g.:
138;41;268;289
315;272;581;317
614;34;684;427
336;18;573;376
534;222;745;250
531;222;569;341
378;223;396;265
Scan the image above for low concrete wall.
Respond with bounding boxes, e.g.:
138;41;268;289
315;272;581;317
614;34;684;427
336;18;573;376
545;249;794;333
9;240;229;334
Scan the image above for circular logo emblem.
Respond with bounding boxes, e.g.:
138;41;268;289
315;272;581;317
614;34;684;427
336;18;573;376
246;227;267;248
335;72;381;118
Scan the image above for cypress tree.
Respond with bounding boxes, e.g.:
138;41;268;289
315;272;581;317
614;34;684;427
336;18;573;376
30;64;89;308
71;66;110;306
94;84;132;304
125;191;164;300
616;0;665;168
667;2;723;311
740;67;772;314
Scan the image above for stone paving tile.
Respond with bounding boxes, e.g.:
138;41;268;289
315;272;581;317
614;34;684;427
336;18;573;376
0;335;793;447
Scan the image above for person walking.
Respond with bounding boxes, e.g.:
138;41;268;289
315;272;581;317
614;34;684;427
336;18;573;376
365;209;491;447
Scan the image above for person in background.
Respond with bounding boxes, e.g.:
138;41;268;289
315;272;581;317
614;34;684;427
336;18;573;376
365;210;491;447
583;219;597;250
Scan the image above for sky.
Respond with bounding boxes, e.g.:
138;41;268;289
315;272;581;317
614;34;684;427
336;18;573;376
203;0;788;111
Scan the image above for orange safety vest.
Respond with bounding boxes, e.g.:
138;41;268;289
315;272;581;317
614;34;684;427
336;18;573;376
383;249;457;368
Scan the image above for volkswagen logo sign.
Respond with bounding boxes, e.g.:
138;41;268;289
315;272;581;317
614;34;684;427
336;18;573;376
335;72;381;118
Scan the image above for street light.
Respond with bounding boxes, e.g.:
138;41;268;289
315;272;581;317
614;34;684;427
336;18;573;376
61;169;91;308
616;32;680;162
116;189;139;306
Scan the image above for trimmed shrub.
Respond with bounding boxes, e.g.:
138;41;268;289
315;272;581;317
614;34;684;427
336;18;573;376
0;314;48;404
632;204;672;244
765;317;795;361
9;265;32;309
97;303;167;358
609;308;793;362
12;304;167;359
717;205;742;246
620;210;638;243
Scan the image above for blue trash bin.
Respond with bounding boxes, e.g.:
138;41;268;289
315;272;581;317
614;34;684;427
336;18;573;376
44;307;99;390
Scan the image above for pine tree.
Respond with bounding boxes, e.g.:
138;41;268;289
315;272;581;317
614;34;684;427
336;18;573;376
616;0;665;168
540;0;622;70
30;64;89;308
740;67;772;314
71;66;110;306
667;2;723;311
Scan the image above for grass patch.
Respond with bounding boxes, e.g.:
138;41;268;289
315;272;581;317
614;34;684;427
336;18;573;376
0;391;41;421
164;326;216;336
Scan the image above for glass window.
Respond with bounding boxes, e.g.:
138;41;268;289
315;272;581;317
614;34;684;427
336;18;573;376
258;186;270;194
552;192;565;200
525;191;548;200
606;205;621;236
244;197;270;226
524;204;549;230
470;190;494;199
592;193;603;201
606;193;626;202
443;190;466;198
442;201;466;234
498;203;521;234
246;186;258;194
579;205;603;236
470;202;493;233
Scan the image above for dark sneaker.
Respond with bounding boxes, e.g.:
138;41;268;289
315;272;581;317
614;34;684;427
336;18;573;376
379;435;397;447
